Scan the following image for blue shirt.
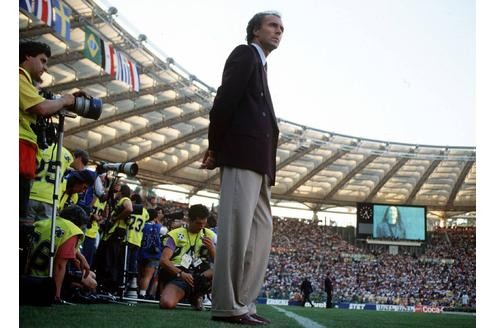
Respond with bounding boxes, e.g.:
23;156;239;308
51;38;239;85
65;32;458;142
138;222;163;261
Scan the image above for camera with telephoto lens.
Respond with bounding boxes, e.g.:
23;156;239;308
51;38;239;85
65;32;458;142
96;162;139;177
32;90;103;149
40;89;102;120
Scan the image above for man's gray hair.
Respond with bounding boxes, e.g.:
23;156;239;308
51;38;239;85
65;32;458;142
246;11;282;44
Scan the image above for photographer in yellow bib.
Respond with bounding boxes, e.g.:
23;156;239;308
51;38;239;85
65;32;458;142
27;146;89;221
19;41;87;223
96;183;133;293
24;205;96;303
158;204;216;310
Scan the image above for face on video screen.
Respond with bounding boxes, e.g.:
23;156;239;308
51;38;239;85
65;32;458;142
372;205;426;240
386;206;399;225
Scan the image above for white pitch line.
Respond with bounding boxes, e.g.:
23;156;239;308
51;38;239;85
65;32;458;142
271;306;327;328
442;311;476;316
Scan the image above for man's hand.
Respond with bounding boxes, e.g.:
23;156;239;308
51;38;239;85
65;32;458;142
181;271;194;288
200;150;216;170
96;213;105;224
202;236;214;254
59;94;75;108
72;90;90;98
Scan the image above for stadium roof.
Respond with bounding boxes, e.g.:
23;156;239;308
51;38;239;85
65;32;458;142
19;0;476;212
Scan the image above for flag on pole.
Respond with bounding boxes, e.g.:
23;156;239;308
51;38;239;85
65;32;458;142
102;41;116;77
83;27;103;67
128;58;140;92
33;0;52;25
19;0;33;13
51;0;71;41
116;51;140;92
115;52;128;85
83;28;139;91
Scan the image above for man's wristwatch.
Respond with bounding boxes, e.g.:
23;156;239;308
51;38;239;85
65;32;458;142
176;270;182;278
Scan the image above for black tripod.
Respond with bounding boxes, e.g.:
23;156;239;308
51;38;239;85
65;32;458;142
118;204;144;301
118;223;131;300
92;175;121;292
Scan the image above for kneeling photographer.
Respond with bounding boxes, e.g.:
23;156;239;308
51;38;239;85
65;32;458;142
21;205;97;305
19;41;101;224
158;204;216;311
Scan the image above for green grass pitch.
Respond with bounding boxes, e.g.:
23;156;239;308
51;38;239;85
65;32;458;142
19;303;475;328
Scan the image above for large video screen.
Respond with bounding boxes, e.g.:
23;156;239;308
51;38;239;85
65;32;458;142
372;204;426;241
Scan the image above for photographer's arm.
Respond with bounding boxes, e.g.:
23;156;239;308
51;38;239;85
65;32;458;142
159;245;194;287
113;199;133;223
74;250;91;279
27;94;74;117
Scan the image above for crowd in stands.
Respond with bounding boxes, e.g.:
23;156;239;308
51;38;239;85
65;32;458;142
20;37;476;313
263;218;476;309
21;162;475;311
18;143;474;310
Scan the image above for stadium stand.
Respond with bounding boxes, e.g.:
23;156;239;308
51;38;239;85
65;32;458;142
19;0;475;212
264;217;475;310
19;0;476;313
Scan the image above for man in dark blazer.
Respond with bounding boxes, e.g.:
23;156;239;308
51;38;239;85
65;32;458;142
201;11;284;326
324;272;333;308
301;277;315;308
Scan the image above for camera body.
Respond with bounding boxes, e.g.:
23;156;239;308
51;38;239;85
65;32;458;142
191;268;212;296
40;90;102;120
31;116;57;149
32;90;103;149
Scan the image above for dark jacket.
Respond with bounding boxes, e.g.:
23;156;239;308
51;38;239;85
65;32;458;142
301;279;313;295
208;44;279;185
324;277;333;293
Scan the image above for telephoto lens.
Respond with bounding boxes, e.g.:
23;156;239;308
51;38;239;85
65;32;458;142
71;96;103;120
100;162;139;176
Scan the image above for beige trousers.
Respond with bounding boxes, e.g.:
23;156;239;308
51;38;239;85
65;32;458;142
211;167;273;317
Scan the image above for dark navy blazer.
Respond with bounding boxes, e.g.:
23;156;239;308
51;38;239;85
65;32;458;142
208;44;279;185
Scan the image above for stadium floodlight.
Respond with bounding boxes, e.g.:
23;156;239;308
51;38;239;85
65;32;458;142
107;6;118;16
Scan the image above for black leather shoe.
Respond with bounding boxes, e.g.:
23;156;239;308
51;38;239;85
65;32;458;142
250;314;271;324
212;313;266;325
